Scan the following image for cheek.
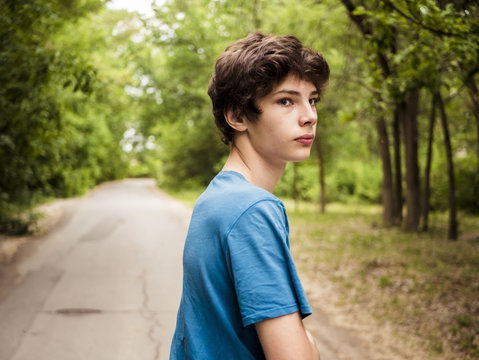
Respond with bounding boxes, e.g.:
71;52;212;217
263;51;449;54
257;121;279;138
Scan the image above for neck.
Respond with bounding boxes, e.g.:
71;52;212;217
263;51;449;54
222;143;286;193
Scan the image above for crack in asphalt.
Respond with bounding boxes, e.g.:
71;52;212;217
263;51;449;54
140;269;163;360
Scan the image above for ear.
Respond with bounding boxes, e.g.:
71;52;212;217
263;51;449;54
224;109;248;132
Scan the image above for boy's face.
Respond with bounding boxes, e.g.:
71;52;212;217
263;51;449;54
244;74;318;167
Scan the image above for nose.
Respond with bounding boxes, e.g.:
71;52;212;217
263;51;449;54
298;102;317;127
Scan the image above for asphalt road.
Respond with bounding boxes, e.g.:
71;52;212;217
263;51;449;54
0;179;190;360
0;179;371;360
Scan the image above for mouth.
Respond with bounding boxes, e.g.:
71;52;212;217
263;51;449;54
295;134;314;145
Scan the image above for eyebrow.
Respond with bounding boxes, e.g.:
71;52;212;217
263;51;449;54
272;89;319;97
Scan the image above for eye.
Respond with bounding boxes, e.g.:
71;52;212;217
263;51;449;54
309;97;320;106
278;98;292;106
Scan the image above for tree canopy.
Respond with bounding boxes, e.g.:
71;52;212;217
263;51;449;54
1;0;478;239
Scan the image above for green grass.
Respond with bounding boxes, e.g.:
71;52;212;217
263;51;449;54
286;201;479;359
162;187;204;208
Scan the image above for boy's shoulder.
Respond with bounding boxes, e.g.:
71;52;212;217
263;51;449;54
195;171;283;215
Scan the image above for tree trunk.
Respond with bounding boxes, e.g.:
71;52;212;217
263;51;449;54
467;77;479;162
252;0;262;30
422;93;437;232
376;116;394;225
315;132;326;213
464;77;479;154
437;91;458;240
401;91;421;231
392;108;403;224
464;76;479;208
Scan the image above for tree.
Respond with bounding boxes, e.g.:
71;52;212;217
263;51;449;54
0;1;133;233
0;0;102;231
381;0;478;237
338;0;478;235
339;0;403;226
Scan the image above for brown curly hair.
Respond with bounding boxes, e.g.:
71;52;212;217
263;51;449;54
207;32;330;145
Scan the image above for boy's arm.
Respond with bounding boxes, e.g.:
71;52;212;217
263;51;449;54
255;312;320;360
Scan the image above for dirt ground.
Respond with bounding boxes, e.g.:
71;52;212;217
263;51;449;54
0;198;79;302
301;271;432;360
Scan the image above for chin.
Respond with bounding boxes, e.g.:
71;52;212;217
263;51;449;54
290;152;312;163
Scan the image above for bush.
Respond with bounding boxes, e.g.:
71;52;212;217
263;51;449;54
326;160;382;203
158;117;227;190
275;161;319;201
430;155;479;213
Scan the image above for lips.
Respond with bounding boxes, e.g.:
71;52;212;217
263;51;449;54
295;134;314;145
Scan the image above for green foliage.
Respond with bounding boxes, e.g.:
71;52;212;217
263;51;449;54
158;117;227;189
132;0;235;188
130;0;479;214
3;0;477;231
325;160;382;203
0;1;133;233
134;0;371;196
1;0;94;229
431;155;479;213
338;0;479;231
275;162;320;201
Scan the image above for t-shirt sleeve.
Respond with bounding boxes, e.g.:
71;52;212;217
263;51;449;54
225;200;312;327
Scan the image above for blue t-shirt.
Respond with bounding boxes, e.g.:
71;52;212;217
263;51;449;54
170;171;311;360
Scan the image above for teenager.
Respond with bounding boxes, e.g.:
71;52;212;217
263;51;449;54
170;32;330;359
